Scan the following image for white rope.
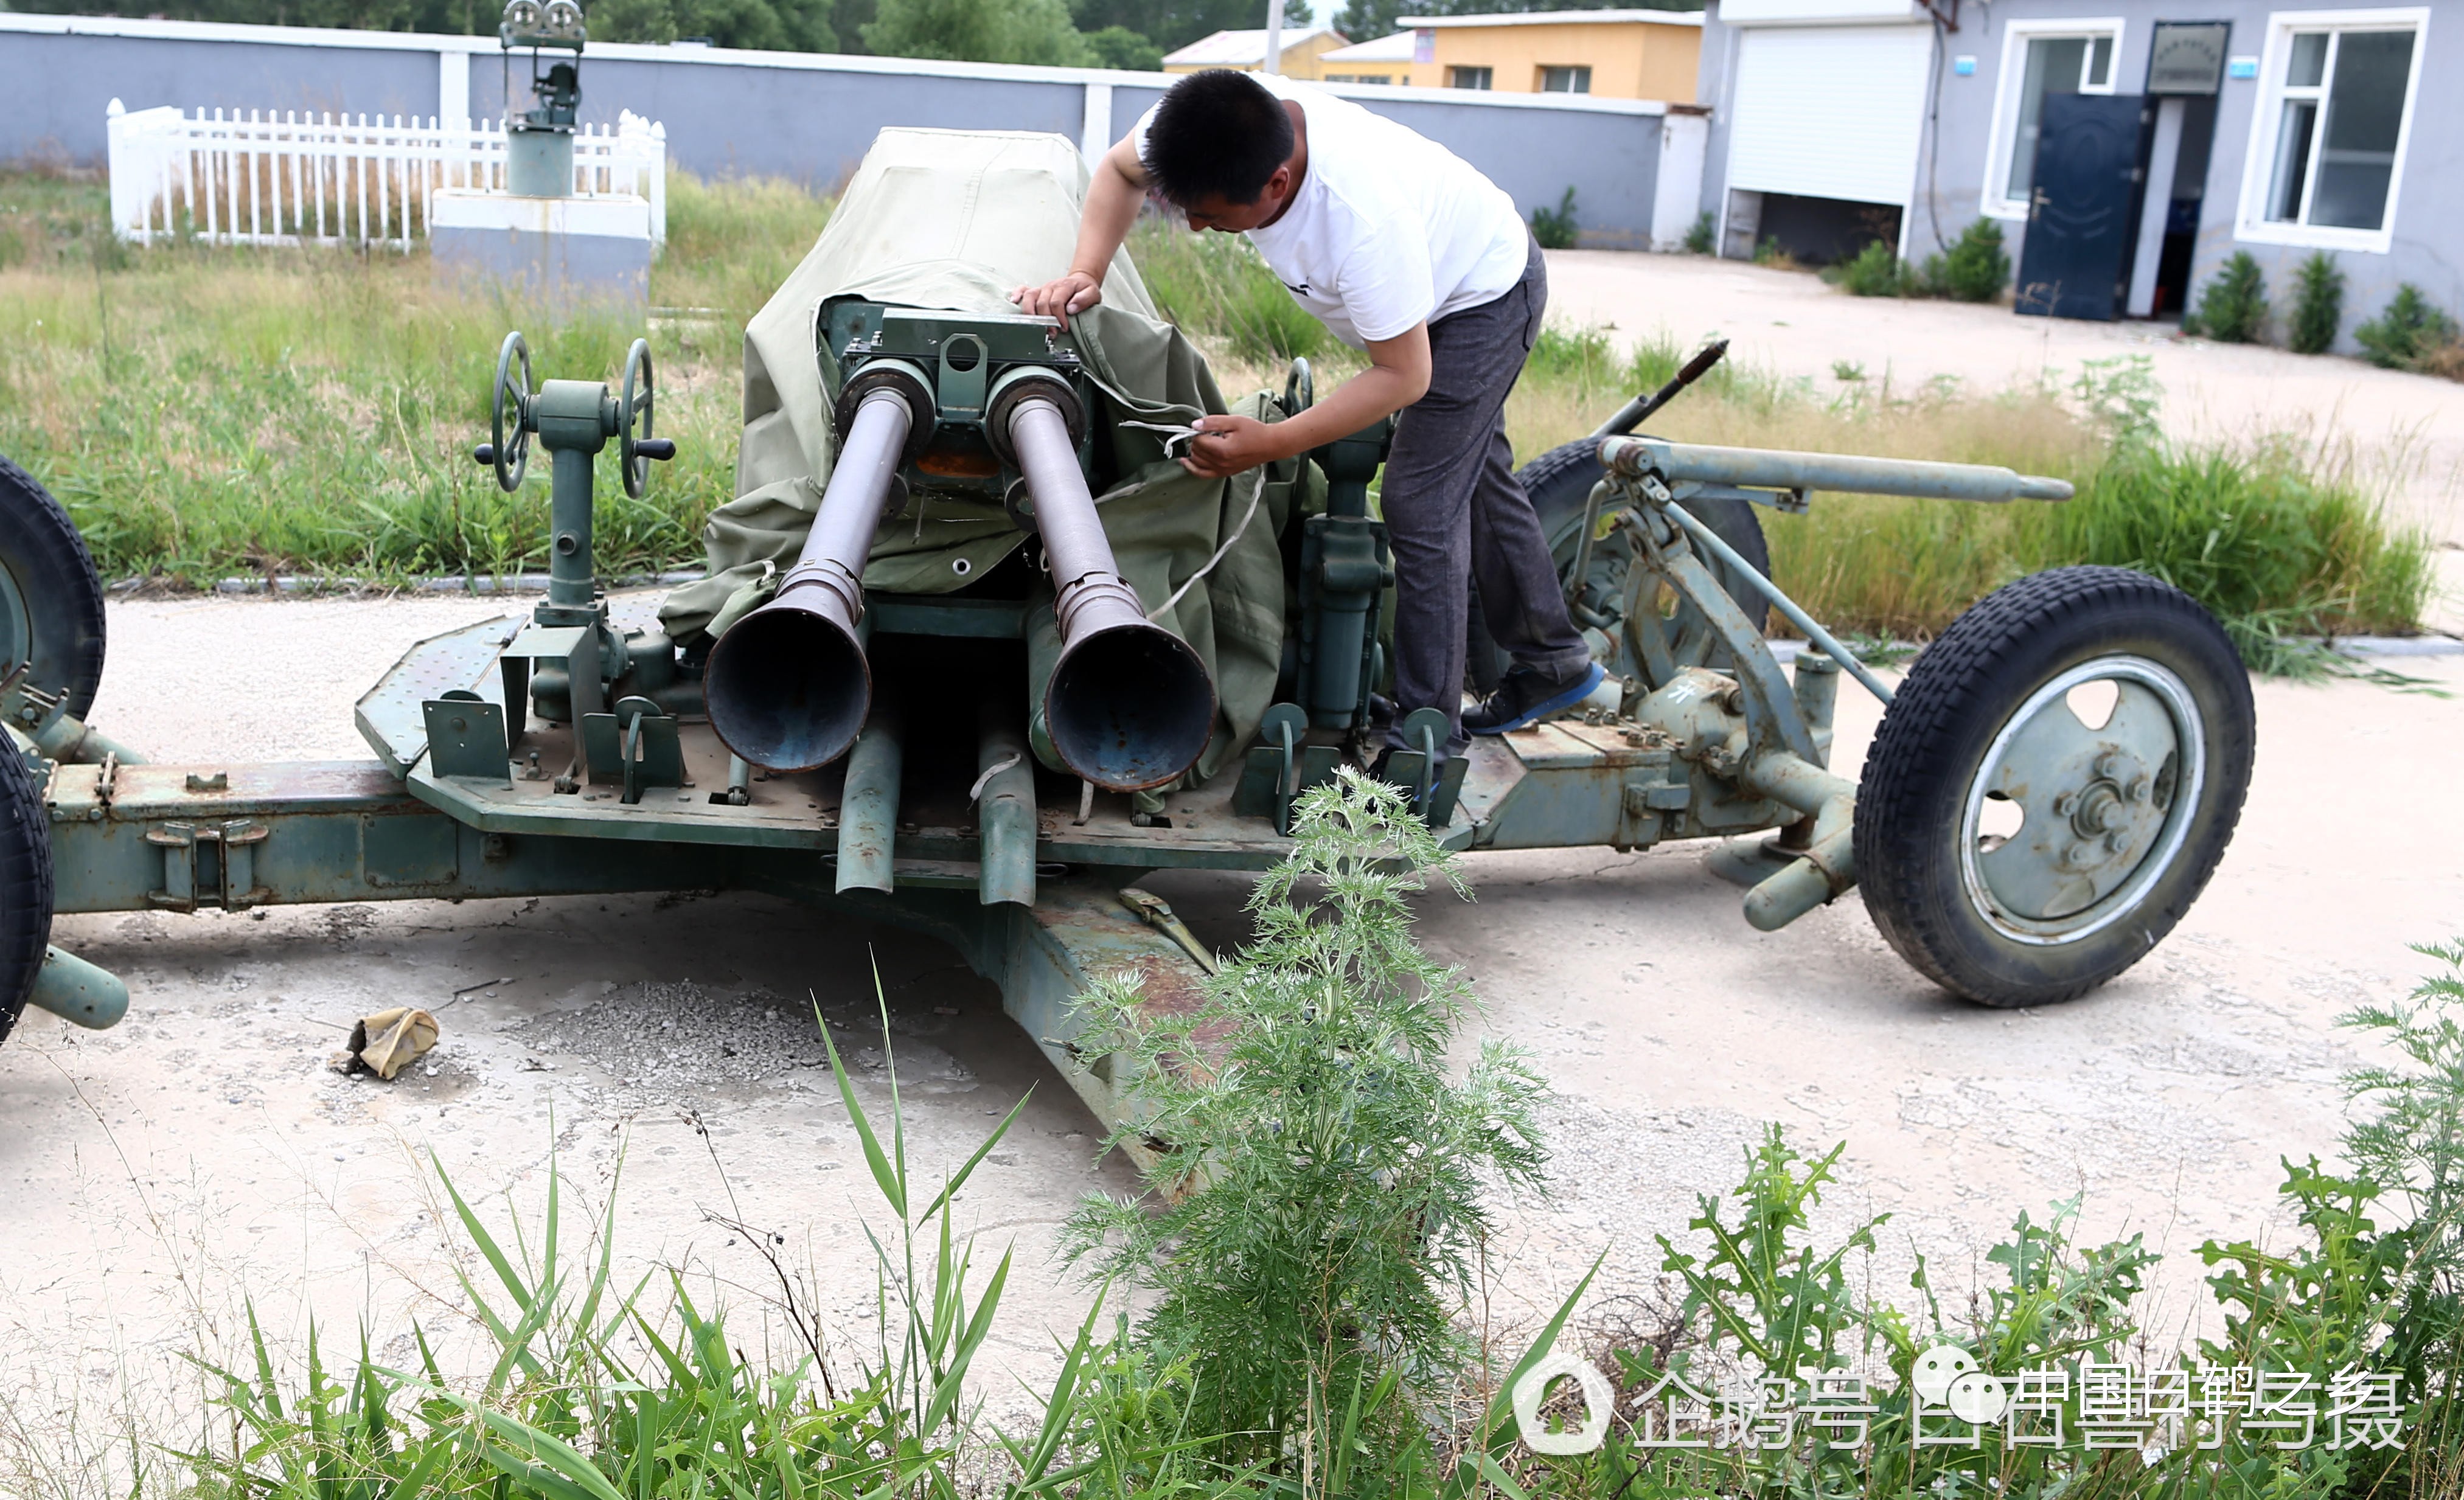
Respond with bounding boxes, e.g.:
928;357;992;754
969;752;1022;802
1146;465;1270;623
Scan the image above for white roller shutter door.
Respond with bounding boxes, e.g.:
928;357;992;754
1728;24;1933;206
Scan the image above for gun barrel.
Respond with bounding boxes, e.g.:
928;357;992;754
1010;395;1217;791
1600;436;2074;504
705;381;917;771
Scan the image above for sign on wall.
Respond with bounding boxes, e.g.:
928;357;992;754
2148;21;2230;95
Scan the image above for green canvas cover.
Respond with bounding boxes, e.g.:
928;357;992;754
660;127;1310;784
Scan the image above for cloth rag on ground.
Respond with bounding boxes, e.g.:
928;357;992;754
660;128;1316;782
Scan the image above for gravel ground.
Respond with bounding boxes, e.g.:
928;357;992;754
1;597;2459;1484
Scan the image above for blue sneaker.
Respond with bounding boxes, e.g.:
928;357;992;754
1461;661;1607;735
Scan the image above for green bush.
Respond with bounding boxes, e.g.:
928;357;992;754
2289;250;2345;355
1916;217;2011;302
2184;251;2269;342
2354;283;2462;370
1682;209;1715;255
1064;772;1548;1484
2027;439;2434;651
1830;238;1904;297
1531;186;1579;250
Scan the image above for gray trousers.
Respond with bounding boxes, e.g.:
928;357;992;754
1383;238;1589;748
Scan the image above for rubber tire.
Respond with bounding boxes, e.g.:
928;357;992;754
1854;566;2254;1008
0;455;108;723
0;741;56;1046
1472;438;1772;691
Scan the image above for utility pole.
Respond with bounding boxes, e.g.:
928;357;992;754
1263;0;1284;74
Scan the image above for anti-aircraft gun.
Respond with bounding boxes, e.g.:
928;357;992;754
0;133;2255;1160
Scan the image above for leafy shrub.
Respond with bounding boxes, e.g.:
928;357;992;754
1065;771;1549;1482
2354;283;2462;370
2184;251;2269;342
1682;209;1715;255
2289;250;2345;355
1829;239;1903;297
1915;217;2011;302
1752;235;1795;270
1531;186;1579;250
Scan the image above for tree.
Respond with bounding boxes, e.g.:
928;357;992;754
1081;22;1163;68
862;0;1088;64
1068;0;1303;55
592;0;838;50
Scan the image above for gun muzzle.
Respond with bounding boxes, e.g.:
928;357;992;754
1007;391;1216;791
705;369;924;771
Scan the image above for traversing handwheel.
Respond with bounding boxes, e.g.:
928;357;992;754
492;330;535;493
620;337;656;499
1855;566;2255;1007
1476;437;1770;694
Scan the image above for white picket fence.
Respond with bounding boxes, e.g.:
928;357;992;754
104;98;667;250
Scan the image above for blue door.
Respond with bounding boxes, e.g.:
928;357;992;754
2015;93;2152;321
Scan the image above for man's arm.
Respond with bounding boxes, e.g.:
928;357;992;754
1178;323;1432;479
1011;136;1150;319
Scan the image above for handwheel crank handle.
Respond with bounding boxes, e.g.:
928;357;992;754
1589;338;1730;440
1655;498;1896;707
1565;480;1609;609
1737;749;1859;932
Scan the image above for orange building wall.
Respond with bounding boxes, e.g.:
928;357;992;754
1427;21;1699;100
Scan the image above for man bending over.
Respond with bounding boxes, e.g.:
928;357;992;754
1012;68;1601;763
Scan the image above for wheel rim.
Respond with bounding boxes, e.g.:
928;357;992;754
1957;654;2205;945
0;558;31;687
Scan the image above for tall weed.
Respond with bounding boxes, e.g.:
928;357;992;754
1064;771;1550;1485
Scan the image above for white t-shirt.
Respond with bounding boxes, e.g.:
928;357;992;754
1130;74;1531;348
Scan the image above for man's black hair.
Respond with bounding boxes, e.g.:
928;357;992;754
1143;69;1296;207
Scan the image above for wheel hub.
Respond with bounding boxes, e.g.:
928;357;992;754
1958;656;2202;944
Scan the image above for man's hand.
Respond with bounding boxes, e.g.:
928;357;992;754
1010;271;1104;319
1179;414;1289;479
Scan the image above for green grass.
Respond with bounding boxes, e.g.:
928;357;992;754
0;170;821;586
1;173;2434;649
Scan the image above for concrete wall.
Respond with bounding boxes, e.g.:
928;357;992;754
0;13;1677;248
1698;0;2461;352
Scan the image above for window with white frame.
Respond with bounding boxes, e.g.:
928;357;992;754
1981;18;2125;218
2236;9;2425;250
1539;64;1592;93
